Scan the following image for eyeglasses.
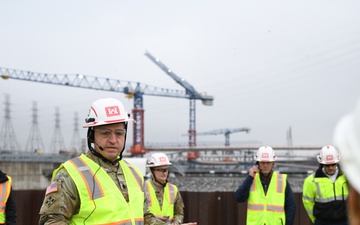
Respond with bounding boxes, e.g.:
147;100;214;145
323;163;337;167
94;129;126;138
154;168;168;173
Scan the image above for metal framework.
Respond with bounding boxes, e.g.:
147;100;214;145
144;51;214;147
0;66;209;155
197;128;250;146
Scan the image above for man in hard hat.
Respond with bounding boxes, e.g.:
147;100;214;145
235;146;296;225
0;170;16;225
302;145;348;225
334;99;360;225
38;98;157;225
145;153;197;225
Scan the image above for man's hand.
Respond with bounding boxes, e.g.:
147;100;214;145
249;165;259;178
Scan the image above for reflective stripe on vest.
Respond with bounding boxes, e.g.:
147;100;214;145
61;154;144;225
247;172;286;225
145;181;177;219
0;176;12;222
68;156;105;200
313;176;348;203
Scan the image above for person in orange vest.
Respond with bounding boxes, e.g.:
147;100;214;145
234;146;296;225
145;153;197;225
0;170;16;225
38;98;157;225
334;98;360;225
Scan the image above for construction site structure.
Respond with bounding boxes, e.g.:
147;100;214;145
25;101;45;152
49;107;66;153
0;63;213;155
196;128;251;146
0;94;20;151
144;51;214;148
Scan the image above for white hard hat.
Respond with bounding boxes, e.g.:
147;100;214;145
254;146;277;162
334;98;360;194
317;145;340;164
83;98;133;128
146;153;172;168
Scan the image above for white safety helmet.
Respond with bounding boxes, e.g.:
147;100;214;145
317;145;340;164
334;98;360;194
254;146;277;162
146;153;172;168
83;98;133;128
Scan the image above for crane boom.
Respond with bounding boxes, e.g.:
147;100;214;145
144;51;214;150
197;128;251;146
144;51;213;106
0;66;192;155
0;67;189;99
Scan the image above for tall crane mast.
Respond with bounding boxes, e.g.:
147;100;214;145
0;66;200;155
144;51;214;147
197;128;250;146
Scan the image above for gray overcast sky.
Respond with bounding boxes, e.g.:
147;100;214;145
1;0;360;152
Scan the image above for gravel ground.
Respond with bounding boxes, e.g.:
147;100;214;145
168;175;306;193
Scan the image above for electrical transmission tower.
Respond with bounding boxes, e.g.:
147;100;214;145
49;107;66;153
25;101;45;153
0;94;20;151
70;112;82;153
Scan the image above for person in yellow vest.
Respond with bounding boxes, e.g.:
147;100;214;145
302;145;349;225
0;170;16;225
38;98;157;225
334;98;360;225
235;146;296;225
145;153;197;225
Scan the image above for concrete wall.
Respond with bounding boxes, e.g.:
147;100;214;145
2;162;58;190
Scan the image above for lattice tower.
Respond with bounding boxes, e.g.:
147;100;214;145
70;112;82;153
0;94;21;151
49;107;66;153
25;101;45;153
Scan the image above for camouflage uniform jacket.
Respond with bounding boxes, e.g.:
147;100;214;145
38;151;158;225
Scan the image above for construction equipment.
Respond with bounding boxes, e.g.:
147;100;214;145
144;51;214;147
0;66;212;155
196;128;250;146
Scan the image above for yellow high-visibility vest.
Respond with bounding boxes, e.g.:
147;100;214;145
54;154;145;225
247;172;287;225
302;173;348;223
0;175;12;223
145;181;177;220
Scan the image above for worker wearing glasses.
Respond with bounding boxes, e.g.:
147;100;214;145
302;145;349;225
39;98;157;225
145;153;196;225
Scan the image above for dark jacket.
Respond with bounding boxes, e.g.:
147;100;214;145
0;170;17;225
235;172;296;225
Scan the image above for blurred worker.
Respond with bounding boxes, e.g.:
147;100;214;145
302;145;349;225
235;146;296;225
0;170;16;225
145;153;196;225
39;98;157;225
334;99;360;225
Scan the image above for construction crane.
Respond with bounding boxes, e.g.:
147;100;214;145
144;51;214;148
0;66;209;155
197;128;251;146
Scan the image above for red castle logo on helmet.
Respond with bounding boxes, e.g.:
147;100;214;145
105;106;121;117
159;157;166;162
326;155;334;160
262;153;269;158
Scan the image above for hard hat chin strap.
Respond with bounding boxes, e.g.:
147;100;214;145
150;169;168;187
